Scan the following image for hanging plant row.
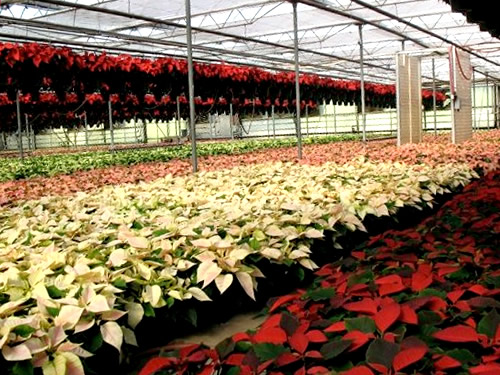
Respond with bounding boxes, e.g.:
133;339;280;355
0;159;477;375
0;42;445;132
139;168;500;375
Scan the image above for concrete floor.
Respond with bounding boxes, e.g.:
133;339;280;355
173;311;266;347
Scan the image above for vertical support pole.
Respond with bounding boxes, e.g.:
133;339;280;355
29;118;35;150
266;110;271;138
305;104;309;137
486;72;490;130
108;100;115;152
472;69;477;131
16;91;24;159
494;83;498;129
324;100;328;134
272;104;276;138
209;114;214;139
176;97;181;139
333;103;337;133
25;114;30;151
389;109;393;134
359;24;366;143
229;103;234;140
432;58;437;135
423;108;427;131
84;113;89;146
292;1;303;159
186;0;198;172
166;118;170;139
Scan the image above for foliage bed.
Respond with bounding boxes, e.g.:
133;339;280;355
139;169;500;375
0;158;480;374
0;135;362;182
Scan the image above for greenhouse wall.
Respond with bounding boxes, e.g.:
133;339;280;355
0;89;497;151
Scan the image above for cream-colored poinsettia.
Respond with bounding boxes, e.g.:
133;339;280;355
0;159;478;373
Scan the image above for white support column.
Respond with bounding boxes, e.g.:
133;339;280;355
432;58;437;135
186;0;198;172
396;54;422;145
292;1;303;159
359;24;367;142
486;73;490;130
108;100;115;152
16;91;24;159
472;69;477;131
450;47;473;143
84;113;89;146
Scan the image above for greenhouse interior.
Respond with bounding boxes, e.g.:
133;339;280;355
0;0;499;375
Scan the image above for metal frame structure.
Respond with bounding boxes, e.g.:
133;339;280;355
1;0;500;168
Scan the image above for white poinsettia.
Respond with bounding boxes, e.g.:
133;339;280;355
0;158;478;372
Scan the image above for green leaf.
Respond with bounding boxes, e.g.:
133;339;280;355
11;361;34;375
131;220;144;230
366;339;400;368
418;289;447;299
226;367;241;375
280;313;300;336
153;229;168;237
304;287;336;301
216;338;235;359
143;303;155;318
446;268;472;282
13;325;36;338
294;267;305;282
253;343;287;361
345;317;376;333
186;308;197;327
112;278;127;289
347;271;374;287
46;307;60;317
447;349;477;364
320;340;352;360
417;311;442;325
478;309;500;338
249;238;261;250
87;332;103;353
484;276;500;288
235;342;252;352
47;285;66;299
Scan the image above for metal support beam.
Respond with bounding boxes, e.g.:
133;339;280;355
472;69;477;131
108;100;115;152
348;0;500;75
186;0;198;172
494;83;498;129
84;112;89;146
16;91;23;159
229;103;234;140
432;58;437;135
272;105;276;138
486;73;490;130
293;1;303;159
296;0;425;48
25;114;30;151
176;97;181;140
359;24;367;143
